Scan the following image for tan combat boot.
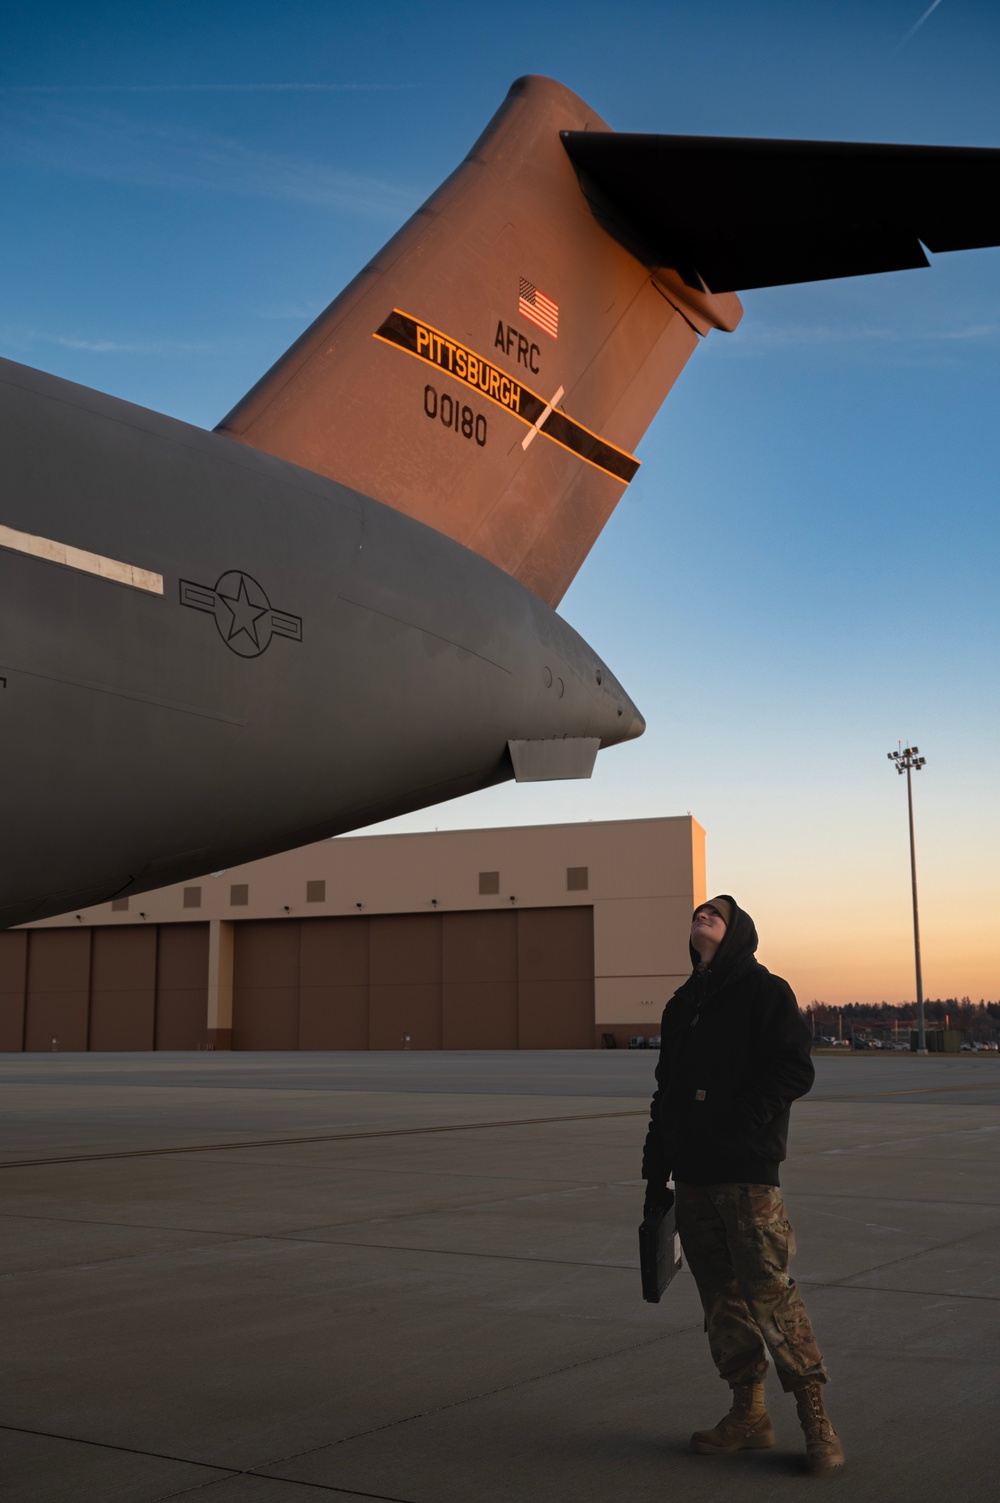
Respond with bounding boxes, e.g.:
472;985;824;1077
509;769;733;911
794;1381;845;1475
690;1381;775;1453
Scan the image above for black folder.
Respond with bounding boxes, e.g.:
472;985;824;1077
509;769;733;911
639;1203;682;1302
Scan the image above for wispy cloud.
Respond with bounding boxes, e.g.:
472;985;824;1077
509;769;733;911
895;0;946;52
740;322;900;348
47;334;215;355
0;102;420;216
1;329;221;357
725;316;1000;354
934;322;1000;341
1;83;417;94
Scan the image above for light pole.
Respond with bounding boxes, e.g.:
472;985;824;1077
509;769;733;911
887;744;928;1053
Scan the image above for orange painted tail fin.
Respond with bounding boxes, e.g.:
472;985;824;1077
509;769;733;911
216;75;740;607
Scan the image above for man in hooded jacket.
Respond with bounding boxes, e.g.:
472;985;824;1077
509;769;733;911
642;895;845;1476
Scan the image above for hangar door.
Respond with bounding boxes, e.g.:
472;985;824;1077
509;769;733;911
0;924;209;1051
231;906;594;1050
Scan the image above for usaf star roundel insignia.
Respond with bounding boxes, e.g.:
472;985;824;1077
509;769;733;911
179;571;302;657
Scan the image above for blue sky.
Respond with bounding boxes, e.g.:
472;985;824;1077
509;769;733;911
3;1;998;1001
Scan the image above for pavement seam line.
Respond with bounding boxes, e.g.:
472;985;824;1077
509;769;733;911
0;1176;645;1277
152;1465;418;1503
4;1078;996;1171
812;1080;1000;1100
781;1191;1000;1208
0;1234;638;1283
815;1281;1000;1302
0;1109;647;1169
0;1420;417;1502
268;1233;638;1270
812;1218;1000;1285
0;1235;270;1283
0;1421;238;1474
0;1331;700;1491
251;1324;701;1473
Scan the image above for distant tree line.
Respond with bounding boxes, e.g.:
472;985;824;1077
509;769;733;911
805;999;1000;1042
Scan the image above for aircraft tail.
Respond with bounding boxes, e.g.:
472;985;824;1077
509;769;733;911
218;77;1000;605
216;76;741;608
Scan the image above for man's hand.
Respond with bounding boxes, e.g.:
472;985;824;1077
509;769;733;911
643;1182;675;1219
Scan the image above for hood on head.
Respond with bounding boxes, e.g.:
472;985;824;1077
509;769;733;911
689;893;759;978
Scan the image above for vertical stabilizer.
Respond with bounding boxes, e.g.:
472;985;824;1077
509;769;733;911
216;76;741;606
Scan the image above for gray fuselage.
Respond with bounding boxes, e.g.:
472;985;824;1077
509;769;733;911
0;358;642;927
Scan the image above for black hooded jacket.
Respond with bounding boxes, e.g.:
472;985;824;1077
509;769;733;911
641;896;814;1188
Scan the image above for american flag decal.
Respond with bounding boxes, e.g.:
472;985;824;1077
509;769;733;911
518;277;559;339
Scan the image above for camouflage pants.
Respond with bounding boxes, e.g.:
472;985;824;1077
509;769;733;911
676;1181;828;1392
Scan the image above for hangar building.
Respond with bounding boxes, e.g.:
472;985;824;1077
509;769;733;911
1;816;704;1051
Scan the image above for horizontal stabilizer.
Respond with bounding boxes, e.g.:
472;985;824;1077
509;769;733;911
562;132;1000;291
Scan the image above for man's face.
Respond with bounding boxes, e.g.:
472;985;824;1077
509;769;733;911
691;905;727;957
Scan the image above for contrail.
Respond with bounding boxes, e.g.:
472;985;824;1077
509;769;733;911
896;0;945;51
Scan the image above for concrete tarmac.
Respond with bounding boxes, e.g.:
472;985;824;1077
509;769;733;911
1;1051;998;1501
